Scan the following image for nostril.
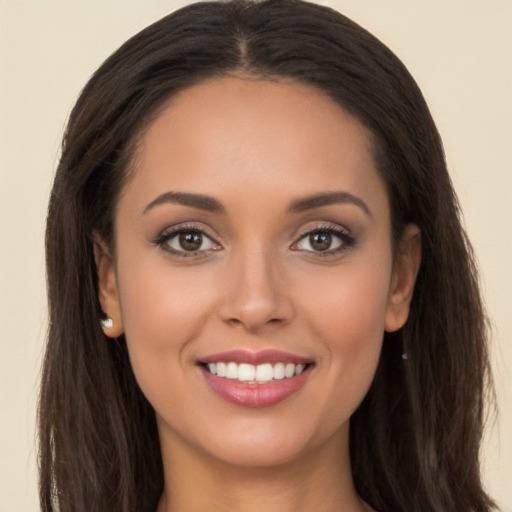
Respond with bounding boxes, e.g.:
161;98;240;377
218;274;295;331
226;316;285;329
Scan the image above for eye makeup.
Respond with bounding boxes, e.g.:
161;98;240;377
152;220;356;260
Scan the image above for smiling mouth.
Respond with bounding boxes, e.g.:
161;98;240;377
198;349;314;406
203;361;309;383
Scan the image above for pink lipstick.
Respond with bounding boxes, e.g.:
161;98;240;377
198;349;313;407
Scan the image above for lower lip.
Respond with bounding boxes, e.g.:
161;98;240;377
200;366;312;408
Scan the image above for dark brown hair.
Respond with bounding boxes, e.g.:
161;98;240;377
40;1;496;511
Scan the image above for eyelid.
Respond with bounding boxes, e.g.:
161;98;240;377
154;223;222;257
152;221;355;258
290;222;355;255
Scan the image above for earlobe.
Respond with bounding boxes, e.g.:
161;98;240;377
385;224;421;333
93;235;124;338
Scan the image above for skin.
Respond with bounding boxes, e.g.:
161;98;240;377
96;77;420;512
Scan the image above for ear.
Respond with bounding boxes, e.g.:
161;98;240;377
93;235;124;338
385;224;421;332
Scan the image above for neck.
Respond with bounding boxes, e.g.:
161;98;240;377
156;428;369;512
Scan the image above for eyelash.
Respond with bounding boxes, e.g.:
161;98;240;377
153;223;355;258
153;224;221;258
291;224;356;257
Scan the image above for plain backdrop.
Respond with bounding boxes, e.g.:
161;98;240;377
1;1;511;510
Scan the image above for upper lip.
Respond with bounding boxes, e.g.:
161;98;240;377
199;349;313;366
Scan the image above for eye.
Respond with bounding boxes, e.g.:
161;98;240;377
156;226;221;256
299;232;340;252
291;226;355;255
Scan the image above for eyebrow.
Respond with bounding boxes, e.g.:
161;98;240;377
142;189;371;217
143;191;226;215
288;191;372;217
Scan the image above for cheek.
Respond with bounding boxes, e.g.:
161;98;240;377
115;255;219;395
296;255;391;406
302;255;391;342
119;255;217;338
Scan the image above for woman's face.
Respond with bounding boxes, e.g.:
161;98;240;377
97;77;419;469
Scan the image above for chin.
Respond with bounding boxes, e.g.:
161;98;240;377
167;411;349;470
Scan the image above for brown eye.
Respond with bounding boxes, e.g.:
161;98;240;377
179;231;203;251
309;232;332;251
158;228;220;256
292;227;352;255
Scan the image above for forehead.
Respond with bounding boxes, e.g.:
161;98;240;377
124;77;387;213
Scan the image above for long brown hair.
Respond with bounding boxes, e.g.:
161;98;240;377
40;1;496;511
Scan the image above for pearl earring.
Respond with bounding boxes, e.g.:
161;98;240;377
101;317;113;329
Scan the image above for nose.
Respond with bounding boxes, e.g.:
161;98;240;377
218;246;294;333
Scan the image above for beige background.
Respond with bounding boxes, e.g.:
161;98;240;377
1;1;510;510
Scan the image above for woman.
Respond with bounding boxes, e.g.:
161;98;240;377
39;0;497;511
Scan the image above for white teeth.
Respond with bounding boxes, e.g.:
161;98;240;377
284;363;295;378
273;362;285;380
256;363;274;382
238;363;256;381
226;362;238;379
205;361;308;382
216;362;227;377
